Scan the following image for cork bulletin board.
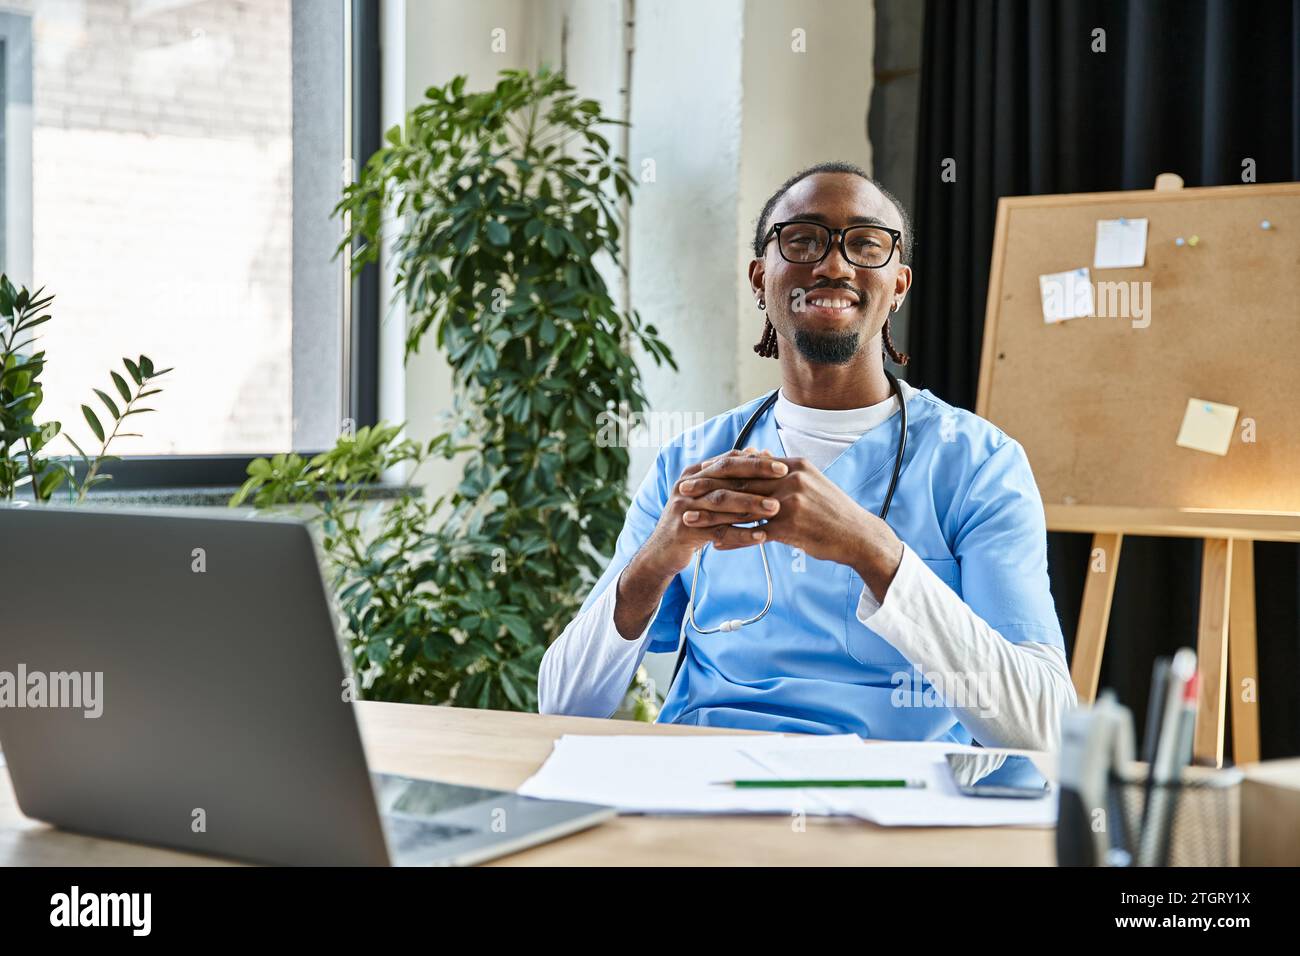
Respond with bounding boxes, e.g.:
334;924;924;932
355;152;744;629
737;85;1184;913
975;181;1300;515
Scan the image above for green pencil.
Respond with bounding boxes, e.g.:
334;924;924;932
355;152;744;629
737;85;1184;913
713;778;926;789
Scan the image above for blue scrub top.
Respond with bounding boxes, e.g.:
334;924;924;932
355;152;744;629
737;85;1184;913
578;387;1066;741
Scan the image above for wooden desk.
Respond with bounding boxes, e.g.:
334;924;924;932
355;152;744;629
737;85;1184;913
0;702;1055;866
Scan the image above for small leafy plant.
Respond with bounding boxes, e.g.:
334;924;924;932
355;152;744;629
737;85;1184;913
0;274;170;502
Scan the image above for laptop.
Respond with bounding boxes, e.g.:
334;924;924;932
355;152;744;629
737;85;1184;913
0;505;613;866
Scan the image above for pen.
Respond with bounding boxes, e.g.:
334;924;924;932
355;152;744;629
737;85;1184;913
1175;672;1199;767
1138;658;1180;858
1142;658;1170;765
1155;672;1200;866
712;778;926;789
1137;648;1196;866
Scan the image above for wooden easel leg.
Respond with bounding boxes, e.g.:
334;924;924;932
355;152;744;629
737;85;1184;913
1070;532;1123;704
1194;538;1233;767
1228;538;1261;764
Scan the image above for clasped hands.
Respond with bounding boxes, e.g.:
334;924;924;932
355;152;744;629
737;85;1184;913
645;448;905;602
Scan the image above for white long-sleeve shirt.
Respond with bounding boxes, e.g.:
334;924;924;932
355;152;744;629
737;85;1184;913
539;382;1077;750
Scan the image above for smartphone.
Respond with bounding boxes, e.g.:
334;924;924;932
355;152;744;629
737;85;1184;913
945;752;1051;799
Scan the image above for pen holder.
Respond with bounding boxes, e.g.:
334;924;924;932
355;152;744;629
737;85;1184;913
1112;761;1243;867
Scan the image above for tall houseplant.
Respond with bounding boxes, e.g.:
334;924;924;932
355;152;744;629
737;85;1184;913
234;68;672;712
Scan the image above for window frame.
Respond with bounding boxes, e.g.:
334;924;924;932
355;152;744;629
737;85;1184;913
0;10;33;292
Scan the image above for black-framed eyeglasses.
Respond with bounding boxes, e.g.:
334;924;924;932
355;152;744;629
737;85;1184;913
761;220;901;269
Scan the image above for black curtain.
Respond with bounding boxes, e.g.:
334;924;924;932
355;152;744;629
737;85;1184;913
910;0;1300;758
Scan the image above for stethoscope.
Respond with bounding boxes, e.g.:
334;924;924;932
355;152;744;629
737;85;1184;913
672;369;908;684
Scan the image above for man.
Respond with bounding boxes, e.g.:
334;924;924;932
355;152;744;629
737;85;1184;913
538;161;1076;750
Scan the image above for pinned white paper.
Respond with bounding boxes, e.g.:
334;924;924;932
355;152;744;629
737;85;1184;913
1039;268;1094;324
1093;217;1149;269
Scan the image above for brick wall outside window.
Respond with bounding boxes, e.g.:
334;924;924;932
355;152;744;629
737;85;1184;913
17;0;296;455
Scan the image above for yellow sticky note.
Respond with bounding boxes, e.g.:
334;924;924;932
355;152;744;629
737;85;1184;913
1175;398;1239;456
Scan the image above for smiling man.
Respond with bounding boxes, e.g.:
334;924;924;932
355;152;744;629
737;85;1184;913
538;161;1077;750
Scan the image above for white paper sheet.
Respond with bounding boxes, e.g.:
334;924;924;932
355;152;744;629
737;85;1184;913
742;742;1058;827
517;734;1056;827
516;733;865;815
1093;217;1148;269
1175;397;1239;456
1039;267;1094;323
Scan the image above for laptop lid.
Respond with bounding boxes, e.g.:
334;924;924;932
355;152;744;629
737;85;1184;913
0;506;391;866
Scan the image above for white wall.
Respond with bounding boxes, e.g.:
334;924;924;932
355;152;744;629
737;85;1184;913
382;0;555;491
735;0;875;401
626;0;876;482
625;0;748;486
379;0;624;490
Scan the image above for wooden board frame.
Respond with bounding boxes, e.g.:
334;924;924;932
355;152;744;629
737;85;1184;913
977;180;1300;515
975;177;1300;767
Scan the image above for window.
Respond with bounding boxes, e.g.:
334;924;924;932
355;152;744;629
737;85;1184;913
0;10;33;289
3;0;378;484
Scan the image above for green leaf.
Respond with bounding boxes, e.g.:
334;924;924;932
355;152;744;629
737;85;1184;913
485;220;510;246
500;614;532;643
81;405;105;443
229;476;259;507
453;222;476;253
541;226;564;256
38;468;67;499
63;433;89;460
94;388;120;420
569;338;591;370
111;371;132;403
15;314;52;333
498;668;525;710
123;357;143;386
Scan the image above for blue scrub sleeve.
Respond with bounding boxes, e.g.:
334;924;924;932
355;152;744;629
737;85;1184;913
951;438;1066;651
577;447;689;654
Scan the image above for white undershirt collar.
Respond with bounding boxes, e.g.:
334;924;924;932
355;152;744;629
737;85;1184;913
774;378;916;439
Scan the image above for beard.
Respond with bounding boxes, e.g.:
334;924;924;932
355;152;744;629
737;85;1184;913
792;327;861;365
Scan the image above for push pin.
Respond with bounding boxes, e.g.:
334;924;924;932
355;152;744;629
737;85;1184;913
1175;237;1186;246
1261;219;1272;230
1187;235;1199;247
1118;217;1127;225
